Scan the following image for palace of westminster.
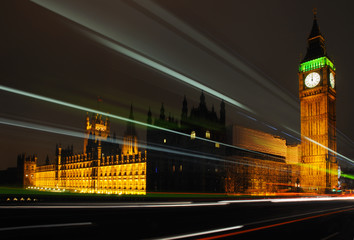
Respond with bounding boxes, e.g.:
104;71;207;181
18;13;339;195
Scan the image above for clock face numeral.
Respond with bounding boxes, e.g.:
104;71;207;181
304;72;321;88
330;72;335;88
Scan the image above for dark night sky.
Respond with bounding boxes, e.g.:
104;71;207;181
1;0;354;170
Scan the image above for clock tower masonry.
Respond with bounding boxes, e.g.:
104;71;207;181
299;10;338;193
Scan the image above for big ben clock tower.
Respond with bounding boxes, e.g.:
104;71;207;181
299;10;338;193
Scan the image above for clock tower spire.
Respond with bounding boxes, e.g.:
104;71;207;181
302;9;327;63
299;11;338;193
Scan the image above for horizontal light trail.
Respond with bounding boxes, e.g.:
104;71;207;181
270;196;354;203
0;117;86;139
155;205;354;240
0;85;289;164
219;199;272;204
7;197;354;211
197;206;354;240
153;225;244;240
2;86;354;182
0;222;92;231
0;114;297;176
4;115;354;183
0;117;264;168
220;197;354;204
0;202;228;209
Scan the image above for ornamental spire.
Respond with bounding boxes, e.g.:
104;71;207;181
301;9;327;63
308;8;321;40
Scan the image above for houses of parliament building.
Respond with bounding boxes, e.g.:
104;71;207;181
20;12;338;195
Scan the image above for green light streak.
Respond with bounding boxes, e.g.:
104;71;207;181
0;85;187;137
299;57;335;72
0;117;230;165
0;116;288;173
0;85;269;159
341;173;354;180
3;85;353;177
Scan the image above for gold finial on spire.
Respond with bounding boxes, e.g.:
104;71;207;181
313;8;317;18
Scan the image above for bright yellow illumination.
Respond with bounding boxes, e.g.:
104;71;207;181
191;131;196;140
95;124;106;131
206;130;210;139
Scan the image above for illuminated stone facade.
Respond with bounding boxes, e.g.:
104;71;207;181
25;108;147;195
23;14;339;195
19;154;37;187
225;125;300;194
299;13;338;193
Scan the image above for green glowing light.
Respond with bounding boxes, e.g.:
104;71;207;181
0;85;264;159
0;85;187;138
341;172;354;180
299;57;335;72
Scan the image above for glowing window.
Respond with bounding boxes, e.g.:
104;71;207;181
206;130;210;139
215;142;220;148
191;131;196;140
163;139;167;143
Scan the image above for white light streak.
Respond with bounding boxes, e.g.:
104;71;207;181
0;85;287;166
220;197;354;204
270;197;354;203
0;116;265;169
0;117;85;139
133;0;299;111
152;225;244;240
283;126;354;165
87;31;253;114
0;202;228;209
219;199;272;204
0;222;92;231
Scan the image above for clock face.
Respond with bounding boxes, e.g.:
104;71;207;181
330;72;335;88
304;72;321;88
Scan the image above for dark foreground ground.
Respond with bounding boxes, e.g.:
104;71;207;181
1;194;354;240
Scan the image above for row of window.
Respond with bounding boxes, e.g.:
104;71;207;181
163;130;219;148
59;171;145;178
190;130;210;140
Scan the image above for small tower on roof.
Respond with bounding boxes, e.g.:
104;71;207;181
83;112;110;154
122;105;138;155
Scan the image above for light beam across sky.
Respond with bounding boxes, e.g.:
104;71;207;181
2;84;354;181
0;85;273;161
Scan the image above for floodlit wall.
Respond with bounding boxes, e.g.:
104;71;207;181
232;125;287;157
32;152;147;195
